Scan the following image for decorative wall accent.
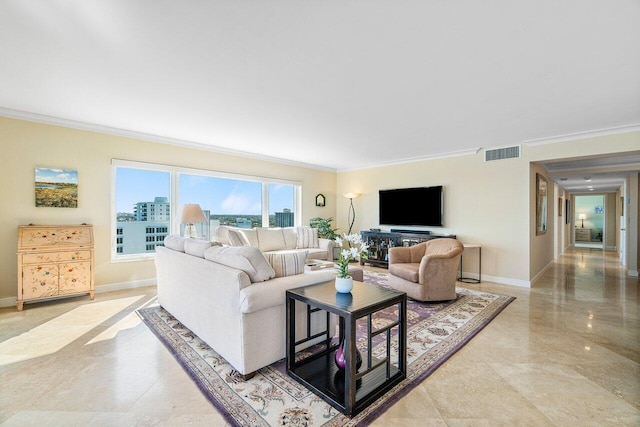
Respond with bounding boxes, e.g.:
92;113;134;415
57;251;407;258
35;168;78;208
536;173;548;235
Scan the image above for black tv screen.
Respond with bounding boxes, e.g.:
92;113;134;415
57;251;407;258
379;186;443;226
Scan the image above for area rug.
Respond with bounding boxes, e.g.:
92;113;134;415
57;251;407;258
138;272;515;426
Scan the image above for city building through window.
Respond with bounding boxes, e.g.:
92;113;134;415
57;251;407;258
112;160;300;260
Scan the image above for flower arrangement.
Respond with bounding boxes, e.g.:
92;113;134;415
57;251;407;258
335;233;369;278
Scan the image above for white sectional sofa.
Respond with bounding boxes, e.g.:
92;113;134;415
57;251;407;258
215;225;336;261
155;235;339;378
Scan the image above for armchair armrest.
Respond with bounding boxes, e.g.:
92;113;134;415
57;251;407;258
390;242;428;264
389;246;412;264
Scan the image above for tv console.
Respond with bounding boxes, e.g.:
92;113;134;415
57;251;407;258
360;230;456;268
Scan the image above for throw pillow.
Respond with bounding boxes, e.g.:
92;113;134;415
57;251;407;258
266;250;308;277
296;226;319;249
184;239;212;258
228;229;250;247
204;246;275;282
163;235;188;252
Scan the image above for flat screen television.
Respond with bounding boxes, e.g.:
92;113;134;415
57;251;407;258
379;186;443;227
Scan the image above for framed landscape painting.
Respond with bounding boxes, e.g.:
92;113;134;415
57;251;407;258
35;168;78;208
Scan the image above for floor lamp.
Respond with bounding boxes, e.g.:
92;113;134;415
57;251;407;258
343;193;360;235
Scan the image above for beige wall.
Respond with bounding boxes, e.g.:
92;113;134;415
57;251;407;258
529;163;555;282
0;117;336;302
2;117;638;301
336;133;640;286
337;150;531;285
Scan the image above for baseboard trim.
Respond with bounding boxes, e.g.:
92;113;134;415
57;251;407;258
0;278;156;309
459;271;531;288
530;260;554;287
95;278;156;294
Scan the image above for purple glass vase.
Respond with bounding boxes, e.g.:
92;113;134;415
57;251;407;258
334;339;362;371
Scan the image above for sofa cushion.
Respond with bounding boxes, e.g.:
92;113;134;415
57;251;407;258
204;246;275;282
228;229;250;246
256;228;286;252
282;227;299;250
296;226;319;249
183;239;213;258
265;250;308;277
239;269;337;314
164;235;188;252
216;225;259;247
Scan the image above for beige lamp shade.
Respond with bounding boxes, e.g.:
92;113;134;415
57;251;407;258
343;192;360;199
181;204;206;224
577;214;587;220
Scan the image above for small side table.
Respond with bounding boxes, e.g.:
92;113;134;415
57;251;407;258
459;244;481;284
286;281;407;417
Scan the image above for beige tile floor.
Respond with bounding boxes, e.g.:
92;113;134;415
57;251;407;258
0;247;638;426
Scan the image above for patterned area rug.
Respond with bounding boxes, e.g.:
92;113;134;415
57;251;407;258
138;271;515;426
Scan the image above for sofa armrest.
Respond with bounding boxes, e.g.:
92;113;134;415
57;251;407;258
318;238;336;260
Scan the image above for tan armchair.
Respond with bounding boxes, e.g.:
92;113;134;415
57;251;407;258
388;238;464;302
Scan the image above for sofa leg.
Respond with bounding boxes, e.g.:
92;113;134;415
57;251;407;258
240;371;256;381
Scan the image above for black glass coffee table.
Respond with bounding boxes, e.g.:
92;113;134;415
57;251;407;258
286;280;407;417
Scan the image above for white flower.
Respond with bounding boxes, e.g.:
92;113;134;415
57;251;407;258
334;233;369;279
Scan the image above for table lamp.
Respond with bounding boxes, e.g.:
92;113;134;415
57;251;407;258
181;204;206;238
578;213;587;228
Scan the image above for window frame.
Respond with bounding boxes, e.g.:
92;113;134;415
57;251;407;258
111;159;301;262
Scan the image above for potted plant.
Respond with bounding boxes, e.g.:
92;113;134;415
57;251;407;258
309;217;338;240
334;233;368;293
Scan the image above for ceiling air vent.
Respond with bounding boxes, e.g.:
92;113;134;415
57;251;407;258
484;145;521;162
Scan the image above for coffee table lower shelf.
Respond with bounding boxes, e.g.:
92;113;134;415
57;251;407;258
288;347;404;416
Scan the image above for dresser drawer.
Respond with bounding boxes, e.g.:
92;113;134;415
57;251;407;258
18;226;93;248
575;229;591;241
21;250;92;264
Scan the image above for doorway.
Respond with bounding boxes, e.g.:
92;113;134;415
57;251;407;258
574;195;604;249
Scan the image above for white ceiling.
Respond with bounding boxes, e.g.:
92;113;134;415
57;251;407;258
1;1;639;179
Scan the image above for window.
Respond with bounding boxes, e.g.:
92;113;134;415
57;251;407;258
269;183;296;227
114;165;170;259
179;173;262;237
112;159;301;261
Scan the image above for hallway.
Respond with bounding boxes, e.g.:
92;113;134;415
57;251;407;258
0;248;638;425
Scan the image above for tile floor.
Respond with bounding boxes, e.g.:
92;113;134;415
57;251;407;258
0;247;638;426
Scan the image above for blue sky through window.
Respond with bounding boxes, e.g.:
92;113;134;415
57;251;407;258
116;168;294;215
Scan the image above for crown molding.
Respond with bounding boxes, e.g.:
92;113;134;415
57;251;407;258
523;124;640;146
338;147;481;172
0;107;337;172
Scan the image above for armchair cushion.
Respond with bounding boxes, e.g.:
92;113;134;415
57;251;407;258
389;263;419;283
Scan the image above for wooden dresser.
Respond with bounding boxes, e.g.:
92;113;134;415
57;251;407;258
575;228;592;242
17;224;95;311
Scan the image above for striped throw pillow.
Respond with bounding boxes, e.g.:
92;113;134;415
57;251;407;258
266;251;308;277
296;227;319;249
